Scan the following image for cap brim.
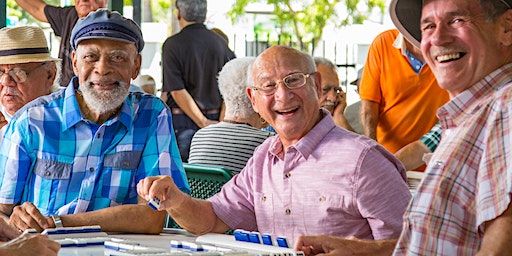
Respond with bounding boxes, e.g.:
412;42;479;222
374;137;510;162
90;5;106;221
390;0;422;48
350;79;359;85
75;36;135;48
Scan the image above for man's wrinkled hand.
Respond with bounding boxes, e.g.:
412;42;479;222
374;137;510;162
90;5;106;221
9;202;53;232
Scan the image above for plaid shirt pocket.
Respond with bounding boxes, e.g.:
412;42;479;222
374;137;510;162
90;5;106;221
102;151;143;204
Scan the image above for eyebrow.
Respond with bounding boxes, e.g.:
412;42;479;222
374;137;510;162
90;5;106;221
421;10;470;24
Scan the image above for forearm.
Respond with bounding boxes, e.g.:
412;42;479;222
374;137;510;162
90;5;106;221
476;203;512;255
167;192;227;235
14;0;48;22
395;141;430;171
333;113;355;132
170;89;209;128
60;204;165;234
360;100;379;140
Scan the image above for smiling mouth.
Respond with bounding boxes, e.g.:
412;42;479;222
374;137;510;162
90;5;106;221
436;52;466;63
275;107;299;115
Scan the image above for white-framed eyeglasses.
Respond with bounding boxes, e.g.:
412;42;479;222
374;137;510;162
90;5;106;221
252;72;316;96
0;62;47;84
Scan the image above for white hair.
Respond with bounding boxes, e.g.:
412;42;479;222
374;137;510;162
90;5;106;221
218;57;256;118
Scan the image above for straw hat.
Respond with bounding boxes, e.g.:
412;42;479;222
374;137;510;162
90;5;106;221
0;26;60;65
390;0;512;48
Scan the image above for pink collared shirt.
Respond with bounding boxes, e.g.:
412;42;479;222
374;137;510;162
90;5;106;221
209;112;410;244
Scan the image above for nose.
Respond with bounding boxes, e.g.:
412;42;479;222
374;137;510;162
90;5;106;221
94;56;113;76
325;88;338;101
273;81;294;100
430;23;453;46
0;73;16;87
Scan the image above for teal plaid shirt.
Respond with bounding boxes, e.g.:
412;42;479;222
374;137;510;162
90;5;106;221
0;79;189;216
419;122;442;152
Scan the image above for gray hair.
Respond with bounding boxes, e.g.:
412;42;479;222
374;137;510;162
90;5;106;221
479;0;510;21
314;57;337;70
218;57;256;118
176;0;207;23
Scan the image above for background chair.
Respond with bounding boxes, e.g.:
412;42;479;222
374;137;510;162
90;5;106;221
165;163;232;228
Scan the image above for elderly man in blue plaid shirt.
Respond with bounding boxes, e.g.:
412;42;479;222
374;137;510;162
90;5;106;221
0;9;189;234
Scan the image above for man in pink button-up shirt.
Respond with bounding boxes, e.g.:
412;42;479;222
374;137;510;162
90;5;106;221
137;46;411;245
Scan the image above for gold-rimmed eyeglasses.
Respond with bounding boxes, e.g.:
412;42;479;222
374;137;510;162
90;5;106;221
0;62;47;84
252;72;316;96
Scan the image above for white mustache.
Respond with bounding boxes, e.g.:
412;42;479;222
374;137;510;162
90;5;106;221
2;86;21;97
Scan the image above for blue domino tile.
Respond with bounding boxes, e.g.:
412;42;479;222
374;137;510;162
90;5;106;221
261;234;273;246
276;236;289;248
234;229;250;242
248;232;261;244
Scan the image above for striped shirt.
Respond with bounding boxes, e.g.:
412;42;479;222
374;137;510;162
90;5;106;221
419;122;442;152
188;122;274;175
0;81;190;216
394;64;512;255
210;111;410;245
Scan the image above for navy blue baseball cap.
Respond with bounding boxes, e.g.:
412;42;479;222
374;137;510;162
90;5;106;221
70;9;144;52
390;0;512;48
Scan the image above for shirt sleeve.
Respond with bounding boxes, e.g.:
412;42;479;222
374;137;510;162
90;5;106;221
0;116;32;204
136;100;190;195
475;92;512;229
355;145;411;239
43;5;73;37
208;157;257;231
419;122;442;152
359;33;385;104
161;38;186;93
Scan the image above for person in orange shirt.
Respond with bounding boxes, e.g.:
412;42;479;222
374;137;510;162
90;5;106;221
359;29;448;154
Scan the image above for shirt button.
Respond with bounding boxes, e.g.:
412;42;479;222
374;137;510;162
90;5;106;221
89;167;94;173
285;209;291;215
284;173;291;178
45;171;51;177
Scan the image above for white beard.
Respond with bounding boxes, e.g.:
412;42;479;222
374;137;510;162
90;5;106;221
79;81;129;114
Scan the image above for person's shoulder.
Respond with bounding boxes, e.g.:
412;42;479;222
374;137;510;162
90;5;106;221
326;126;379;150
44;5;76;15
10;89;65;123
371;29;399;46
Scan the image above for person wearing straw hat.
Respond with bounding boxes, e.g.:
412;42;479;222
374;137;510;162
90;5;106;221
294;0;512;255
0;9;189;234
14;0;107;88
0;26;60;130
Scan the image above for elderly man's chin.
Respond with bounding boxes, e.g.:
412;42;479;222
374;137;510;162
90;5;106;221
79;81;129;114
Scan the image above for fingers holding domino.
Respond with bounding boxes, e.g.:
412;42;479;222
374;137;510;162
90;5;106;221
137;175;175;211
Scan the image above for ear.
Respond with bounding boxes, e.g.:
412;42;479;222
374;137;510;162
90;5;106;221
131;54;142;79
498;9;512;47
71;50;79;76
246;87;259;113
46;62;57;89
313;72;322;98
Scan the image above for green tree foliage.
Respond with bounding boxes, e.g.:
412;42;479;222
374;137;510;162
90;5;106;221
7;0;60;25
229;0;385;51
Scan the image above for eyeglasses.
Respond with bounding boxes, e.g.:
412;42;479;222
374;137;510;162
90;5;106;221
500;0;511;9
252;72;316;96
0;62;47;84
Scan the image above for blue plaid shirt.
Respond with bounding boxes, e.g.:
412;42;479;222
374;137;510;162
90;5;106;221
0;79;189;216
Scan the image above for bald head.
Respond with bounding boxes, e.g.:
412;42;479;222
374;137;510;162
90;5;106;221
252;46;316;84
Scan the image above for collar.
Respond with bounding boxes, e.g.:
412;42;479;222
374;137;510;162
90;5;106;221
62;77;133;131
437;63;512;129
268;109;335;160
181;23;206;32
393;33;408;57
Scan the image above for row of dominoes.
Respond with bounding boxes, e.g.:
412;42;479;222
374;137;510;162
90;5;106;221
233;230;289;248
169;240;249;255
41;225;108;240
